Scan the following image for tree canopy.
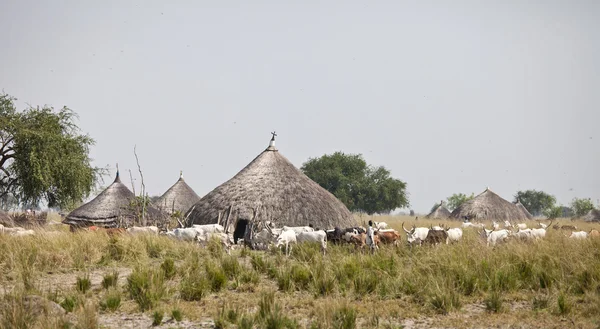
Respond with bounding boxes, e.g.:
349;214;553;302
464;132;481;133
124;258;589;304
513;190;556;216
445;193;474;211
0;93;103;210
570;198;596;218
301;152;409;215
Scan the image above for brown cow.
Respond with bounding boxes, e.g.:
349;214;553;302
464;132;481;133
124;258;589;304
350;233;380;251
374;230;401;246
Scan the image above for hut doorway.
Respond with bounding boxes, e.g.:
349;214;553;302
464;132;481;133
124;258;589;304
233;219;249;244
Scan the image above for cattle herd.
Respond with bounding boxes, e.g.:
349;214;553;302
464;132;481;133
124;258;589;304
1;219;598;254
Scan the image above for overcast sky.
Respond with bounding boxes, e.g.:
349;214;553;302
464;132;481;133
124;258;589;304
1;0;599;213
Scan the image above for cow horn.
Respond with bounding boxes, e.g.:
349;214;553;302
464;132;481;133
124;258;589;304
547;220;554;231
402;222;410;234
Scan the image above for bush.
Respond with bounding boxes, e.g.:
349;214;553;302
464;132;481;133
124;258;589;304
102;271;119;290
152;310;163;326
100;288;121;312
161;258;177;280
61;295;79;313
126;268;167;311
557;293;571;315
76;274;92;294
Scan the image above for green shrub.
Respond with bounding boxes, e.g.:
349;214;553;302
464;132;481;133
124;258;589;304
161;258;177;280
557;293;571;315
105;236;124;261
354;272;378;295
76;274;92;294
277;270;294;292
126;268;167;311
101;271;119;290
221;255;242;280
290;264;312;291
61;295;79;313
250;254;267;272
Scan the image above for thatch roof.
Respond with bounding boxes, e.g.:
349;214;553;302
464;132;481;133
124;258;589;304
514;199;533;219
155;172;201;215
426;201;451;219
449;188;529;221
0;210;14;227
583;209;600;222
185;137;356;229
63;171;164;228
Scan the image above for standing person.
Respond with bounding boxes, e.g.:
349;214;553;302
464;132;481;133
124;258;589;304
366;220;377;253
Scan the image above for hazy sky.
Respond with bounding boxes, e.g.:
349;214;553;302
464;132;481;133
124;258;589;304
1;1;599;213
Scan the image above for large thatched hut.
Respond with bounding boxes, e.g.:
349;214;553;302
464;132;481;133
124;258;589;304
63;171;164;228
449;188;528;221
514;199;533;219
185;136;356;235
583;209;600;222
155;172;201;215
426;201;451;219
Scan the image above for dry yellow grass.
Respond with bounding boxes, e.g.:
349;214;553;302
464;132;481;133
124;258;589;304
0;216;599;328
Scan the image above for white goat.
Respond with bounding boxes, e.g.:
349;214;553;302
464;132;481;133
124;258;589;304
446;228;463;243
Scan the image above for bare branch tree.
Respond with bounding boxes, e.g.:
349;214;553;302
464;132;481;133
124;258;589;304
134;145;146;226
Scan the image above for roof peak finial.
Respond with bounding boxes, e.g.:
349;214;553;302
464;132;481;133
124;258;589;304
268;131;277;149
180;170;183;179
115;163;121;182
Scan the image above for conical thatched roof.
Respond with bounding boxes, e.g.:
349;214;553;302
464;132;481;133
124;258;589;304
449;188;528;221
186;137;356;229
514;199;533;219
583;209;600;222
0;210;14;227
155;172;201;215
63;171;164;228
426;201;451;219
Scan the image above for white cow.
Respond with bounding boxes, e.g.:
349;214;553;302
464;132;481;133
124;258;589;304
275;230;297;256
296;231;327;255
165;227;202;241
481;228;511;246
2;227;25;234
374;221;389;230
530;220;552;240
537;222;548;229
569;231;588;239
514;228;533;241
462;222;485;229
10;229;36;237
191;224;224;234
127;226;159;235
402;222;429;246
282;226;314;234
516;223;527;230
446;228;463;243
492;221;500;230
431;225;445;231
342;231;359;243
503;221;513;229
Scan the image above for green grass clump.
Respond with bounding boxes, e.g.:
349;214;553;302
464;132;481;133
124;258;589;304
76;274;92;293
152;310;164;326
161;258;177;280
430;290;462;314
126;267;167;311
290;264;312;291
332;305;357;329
484;291;504;313
557;293;572;315
205;262;227;292
180;273;208;301
101;271;119;290
221;255;242;280
100;288;121;312
171;308;183;322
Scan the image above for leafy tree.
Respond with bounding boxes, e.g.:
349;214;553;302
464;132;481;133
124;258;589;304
513;190;556;216
570;198;595;217
301;152;409;214
446;193;474;211
544;205;563;219
0;93;103;210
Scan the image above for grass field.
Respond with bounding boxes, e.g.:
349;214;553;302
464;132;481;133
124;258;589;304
1;215;599;328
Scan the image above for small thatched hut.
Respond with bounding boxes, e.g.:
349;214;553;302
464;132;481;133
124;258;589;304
185;135;356;235
449;188;528;221
514;199;533;219
583;209;600;222
155;172;201;215
63;171;164;228
426;201;451;219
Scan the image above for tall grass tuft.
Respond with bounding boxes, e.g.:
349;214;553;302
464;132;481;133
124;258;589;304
101;271;119;290
126;267;167;311
161;258;177;280
205;261;227;292
76;274;92;294
100;288;121;312
332;304;357;329
484;291;504;313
